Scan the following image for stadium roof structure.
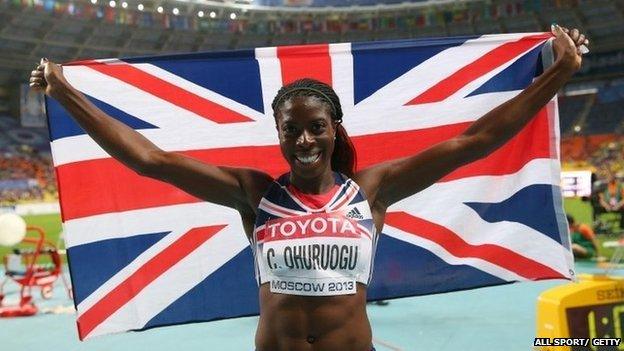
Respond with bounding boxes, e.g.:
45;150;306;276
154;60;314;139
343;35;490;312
0;0;623;91
176;0;481;12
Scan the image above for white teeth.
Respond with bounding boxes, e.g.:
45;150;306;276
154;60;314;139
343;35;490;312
296;154;320;164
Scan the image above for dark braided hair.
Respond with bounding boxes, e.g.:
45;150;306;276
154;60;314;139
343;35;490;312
271;78;357;177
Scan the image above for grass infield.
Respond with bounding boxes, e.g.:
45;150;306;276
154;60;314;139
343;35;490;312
564;197;621;259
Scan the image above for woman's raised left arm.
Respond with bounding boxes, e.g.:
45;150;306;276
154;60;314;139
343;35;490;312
357;25;587;208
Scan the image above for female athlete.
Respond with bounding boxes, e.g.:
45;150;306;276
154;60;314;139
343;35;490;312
31;25;587;351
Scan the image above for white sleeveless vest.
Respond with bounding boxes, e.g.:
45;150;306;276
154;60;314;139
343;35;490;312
252;172;378;296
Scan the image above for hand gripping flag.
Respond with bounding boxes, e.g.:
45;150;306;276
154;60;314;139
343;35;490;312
45;33;574;340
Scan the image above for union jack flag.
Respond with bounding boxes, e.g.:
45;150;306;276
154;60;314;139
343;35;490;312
45;33;574;340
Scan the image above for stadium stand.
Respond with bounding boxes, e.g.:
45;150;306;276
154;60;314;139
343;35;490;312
559;94;591;134
0;115;56;205
0;0;621;90
579;82;624;135
586;101;624;135
560;77;624;166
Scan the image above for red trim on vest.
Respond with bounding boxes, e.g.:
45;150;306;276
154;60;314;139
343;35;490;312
287;184;340;209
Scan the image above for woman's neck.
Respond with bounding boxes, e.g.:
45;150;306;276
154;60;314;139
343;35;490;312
289;170;335;194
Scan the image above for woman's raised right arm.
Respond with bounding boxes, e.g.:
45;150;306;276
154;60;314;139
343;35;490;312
30;59;272;211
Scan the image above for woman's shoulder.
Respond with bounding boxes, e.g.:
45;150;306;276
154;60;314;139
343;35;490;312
229;168;276;209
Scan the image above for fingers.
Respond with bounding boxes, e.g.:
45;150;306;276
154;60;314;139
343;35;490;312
579;45;589;55
31;69;44;78
552;24;590;55
33;58;50;72
551;23;565;37
29;77;44;85
29;73;47;85
29;81;45;91
30;57;65;92
560;26;589;46
570;28;580;41
29;58;50;91
30;67;45;84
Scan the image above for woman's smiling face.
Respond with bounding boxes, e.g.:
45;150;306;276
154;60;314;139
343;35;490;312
275;95;336;180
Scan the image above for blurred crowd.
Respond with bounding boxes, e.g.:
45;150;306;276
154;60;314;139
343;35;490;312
563;139;624;174
0;145;57;206
560;80;624;168
562;138;624;235
2;0;547;34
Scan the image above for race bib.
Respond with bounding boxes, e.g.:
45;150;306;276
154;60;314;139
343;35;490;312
257;212;372;296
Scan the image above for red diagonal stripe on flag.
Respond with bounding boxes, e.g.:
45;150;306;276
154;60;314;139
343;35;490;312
76;225;226;340
356;107;551;182
75;60;254;124
277;44;333;86
384;212;565;280
406;34;550;105
56;108;550;221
